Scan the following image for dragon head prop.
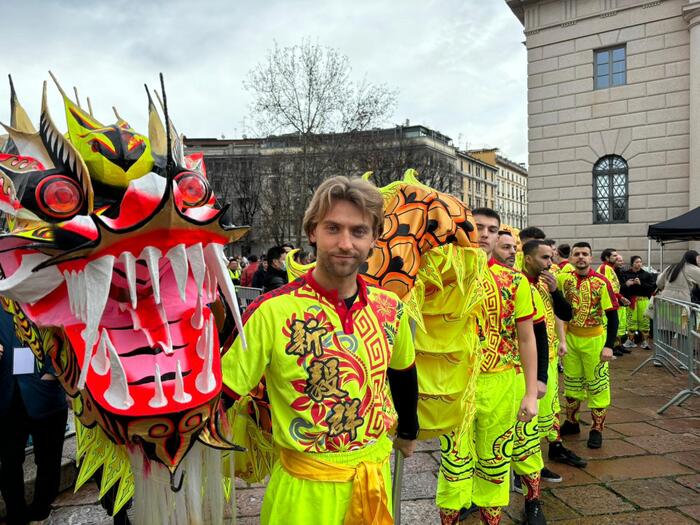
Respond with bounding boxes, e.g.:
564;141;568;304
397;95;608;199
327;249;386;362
0;75;247;471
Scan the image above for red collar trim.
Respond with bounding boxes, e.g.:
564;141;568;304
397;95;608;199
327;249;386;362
575;268;596;280
524;271;538;284
560;259;568;265
488;257;512;270
304;270;368;333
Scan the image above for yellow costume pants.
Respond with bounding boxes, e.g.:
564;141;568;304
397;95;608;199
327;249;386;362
617;307;628;338
512;371;544;476
563;330;610;409
436;368;517;510
261;436;393;525
537;358;560;443
628;297;650;333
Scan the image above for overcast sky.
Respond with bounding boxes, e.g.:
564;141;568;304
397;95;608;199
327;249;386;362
1;0;528;163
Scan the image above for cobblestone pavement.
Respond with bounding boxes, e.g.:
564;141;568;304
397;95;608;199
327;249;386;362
34;346;700;523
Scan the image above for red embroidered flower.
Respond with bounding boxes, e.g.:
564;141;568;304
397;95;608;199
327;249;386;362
373;294;398;325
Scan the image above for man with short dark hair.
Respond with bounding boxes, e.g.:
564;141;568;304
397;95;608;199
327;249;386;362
519;227;546;244
520;241;586;473
557;242;618;449
493;230;518;268
597;249;630;356
554;244;573;272
262;246;288;293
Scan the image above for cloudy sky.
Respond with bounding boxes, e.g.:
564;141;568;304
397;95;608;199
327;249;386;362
2;0;528;163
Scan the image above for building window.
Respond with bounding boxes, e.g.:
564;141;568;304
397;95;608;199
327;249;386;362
595;46;626;89
593;155;628;224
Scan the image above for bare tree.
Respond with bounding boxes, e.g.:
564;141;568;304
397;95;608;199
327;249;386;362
245;39;397;246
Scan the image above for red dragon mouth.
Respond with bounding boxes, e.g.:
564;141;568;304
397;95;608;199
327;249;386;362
0;172;247;418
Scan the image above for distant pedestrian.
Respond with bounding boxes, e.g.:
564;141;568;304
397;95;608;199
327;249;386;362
656;250;700;304
621;256;656;348
240;255;259;287
252;256;268;289
262;246;288;293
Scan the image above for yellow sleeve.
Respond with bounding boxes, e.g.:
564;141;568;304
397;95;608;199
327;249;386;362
514;274;535;321
599;279;616;311
389;302;416;370
557;271;569;292
221;303;273;396
531;283;545;324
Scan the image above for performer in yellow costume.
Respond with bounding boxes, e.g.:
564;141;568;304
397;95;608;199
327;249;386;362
558;242;618;449
597;249;631;357
222;176;419;525
493;232;548;525
436;208;538;525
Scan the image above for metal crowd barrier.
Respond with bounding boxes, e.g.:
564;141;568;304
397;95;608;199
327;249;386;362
235;286;262;310
631;296;700;414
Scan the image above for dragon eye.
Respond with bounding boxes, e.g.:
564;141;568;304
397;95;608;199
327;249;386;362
175;172;210;208
35;176;83;219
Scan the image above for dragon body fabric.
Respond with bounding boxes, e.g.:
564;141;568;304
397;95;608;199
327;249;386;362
0;76;247;525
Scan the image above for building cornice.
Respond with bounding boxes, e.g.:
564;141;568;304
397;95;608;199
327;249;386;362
683;1;700;29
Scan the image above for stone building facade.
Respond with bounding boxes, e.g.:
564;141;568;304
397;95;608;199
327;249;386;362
469;148;529;229
507;0;700;267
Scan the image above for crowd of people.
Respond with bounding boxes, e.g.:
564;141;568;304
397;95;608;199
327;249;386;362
3;171;700;525
227;244;315;293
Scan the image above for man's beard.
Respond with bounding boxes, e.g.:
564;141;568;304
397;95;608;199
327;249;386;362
317;250;368;279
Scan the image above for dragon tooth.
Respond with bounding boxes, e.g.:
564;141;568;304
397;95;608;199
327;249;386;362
186;243;206;289
165;243;189;302
91;328;110;375
63;270;76;317
120;251;138;309
195;315;216;394
173;360;192;404
103;328;134;410
77;255;115;390
148;364;167;408
157;302;174;355
140;246;162;304
76;270;87;322
0;253;63;304
204;243;247;350
191;292;203;330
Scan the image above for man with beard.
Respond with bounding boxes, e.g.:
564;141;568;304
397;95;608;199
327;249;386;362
519;242;587;476
436;208;538;525
496;235;550;525
597;249;631;356
557;242;618;449
493;230;518;268
221;176;418;525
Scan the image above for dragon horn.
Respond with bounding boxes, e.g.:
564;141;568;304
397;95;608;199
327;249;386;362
8;75;36;134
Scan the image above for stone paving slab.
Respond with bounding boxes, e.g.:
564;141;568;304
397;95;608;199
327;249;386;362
608;477;700;509
583;454;693;482
607;421;674;436
625;432;700;454
550;484;635;515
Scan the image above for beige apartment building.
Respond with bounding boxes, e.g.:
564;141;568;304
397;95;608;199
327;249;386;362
457;151;498;210
469;148;529;229
507;0;700;266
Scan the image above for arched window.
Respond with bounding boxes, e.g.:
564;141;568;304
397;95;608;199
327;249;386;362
593;155;628;224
